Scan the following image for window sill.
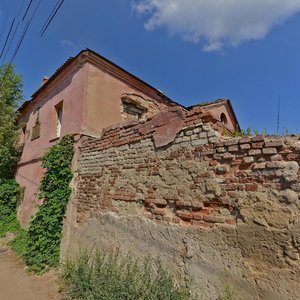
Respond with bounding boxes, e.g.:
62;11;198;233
31;135;40;141
49;136;60;143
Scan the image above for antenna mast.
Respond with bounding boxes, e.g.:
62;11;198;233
276;93;280;135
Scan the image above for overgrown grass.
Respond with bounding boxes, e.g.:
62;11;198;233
0;212;20;237
60;250;189;300
8;228;29;258
223;126;268;138
0;179;29;260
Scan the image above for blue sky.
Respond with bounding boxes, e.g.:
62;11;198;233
1;0;300;134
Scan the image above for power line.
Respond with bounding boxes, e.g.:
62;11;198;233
1;0;41;65
0;0;28;65
1;0;67;74
10;0;43;64
9;20;30;65
17;0;27;21
0;0;42;87
0;22;29;86
1;20;20;65
40;0;65;37
22;0;34;21
0;16;8;45
39;0;61;35
276;94;280;135
0;18;15;61
1;0;66;66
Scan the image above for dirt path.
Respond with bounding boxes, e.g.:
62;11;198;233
0;247;59;300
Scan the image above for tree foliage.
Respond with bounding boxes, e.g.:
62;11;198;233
0;64;23;179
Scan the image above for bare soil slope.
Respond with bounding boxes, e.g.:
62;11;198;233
0;247;58;300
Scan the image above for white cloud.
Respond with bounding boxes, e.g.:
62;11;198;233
133;0;300;51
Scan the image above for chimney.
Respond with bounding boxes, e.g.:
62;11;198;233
41;76;49;86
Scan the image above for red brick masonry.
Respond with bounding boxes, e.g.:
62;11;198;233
75;106;300;227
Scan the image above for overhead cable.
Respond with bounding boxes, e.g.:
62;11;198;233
22;0;34;21
17;0;27;21
0;16;8;45
10;0;43;64
39;0;61;35
1;20;20;65
0;0;28;64
0;18;15;61
40;0;65;37
0;0;42;86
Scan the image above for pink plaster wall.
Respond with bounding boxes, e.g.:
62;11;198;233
16;64;86;227
83;62;171;137
16;55;240;228
16;55;172;227
202;103;237;132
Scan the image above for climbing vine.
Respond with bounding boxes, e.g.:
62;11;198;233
0;179;23;237
23;135;74;272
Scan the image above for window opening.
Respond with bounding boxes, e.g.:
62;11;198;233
122;101;145;120
31;108;41;140
220;113;228;125
55;103;63;138
35;107;40;123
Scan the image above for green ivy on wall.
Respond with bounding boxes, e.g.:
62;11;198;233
0;179;23;237
23;135;74;272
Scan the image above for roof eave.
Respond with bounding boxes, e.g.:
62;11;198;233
28;48;183;109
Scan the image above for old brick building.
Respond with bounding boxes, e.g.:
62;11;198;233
16;48;239;226
15;49;300;299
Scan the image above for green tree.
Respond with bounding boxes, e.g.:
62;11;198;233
0;64;23;179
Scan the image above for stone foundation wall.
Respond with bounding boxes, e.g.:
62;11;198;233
63;106;300;299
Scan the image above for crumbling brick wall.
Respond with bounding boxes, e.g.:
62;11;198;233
76;106;226;224
76;107;299;227
120;93;161;122
64;106;300;299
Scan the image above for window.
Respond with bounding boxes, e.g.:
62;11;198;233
121;101;145;120
19;122;27;144
220;113;228;125
55;102;63;138
31;107;41;140
35;107;40;123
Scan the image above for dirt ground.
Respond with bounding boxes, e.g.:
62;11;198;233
0;243;59;300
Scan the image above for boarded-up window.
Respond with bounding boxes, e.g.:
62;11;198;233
31;108;41;140
31;122;41;140
121;101;145;120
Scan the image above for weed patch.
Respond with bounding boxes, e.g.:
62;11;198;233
60;250;189;300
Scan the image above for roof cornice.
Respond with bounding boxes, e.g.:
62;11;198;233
81;49;181;107
27;48;182;111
